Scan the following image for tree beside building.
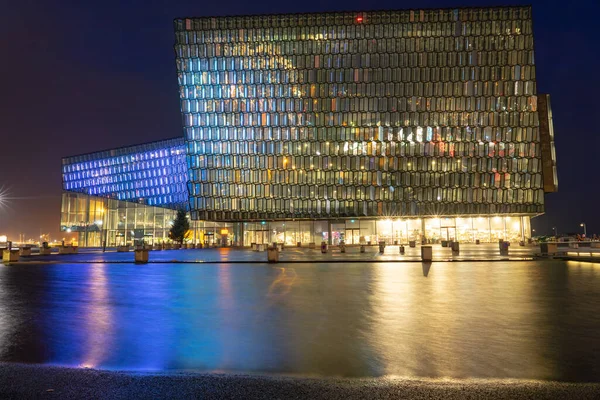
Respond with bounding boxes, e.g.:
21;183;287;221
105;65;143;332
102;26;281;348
169;209;190;244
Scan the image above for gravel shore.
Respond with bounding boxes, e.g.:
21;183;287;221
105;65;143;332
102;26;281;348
1;363;599;399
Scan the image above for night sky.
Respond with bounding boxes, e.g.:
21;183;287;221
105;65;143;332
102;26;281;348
1;0;597;241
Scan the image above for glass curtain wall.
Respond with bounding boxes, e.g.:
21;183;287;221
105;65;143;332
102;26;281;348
240;216;530;246
61;193;178;247
62;137;188;209
61;193;240;247
176;7;545;222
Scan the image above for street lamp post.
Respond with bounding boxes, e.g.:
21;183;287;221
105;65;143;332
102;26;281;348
580;223;587;237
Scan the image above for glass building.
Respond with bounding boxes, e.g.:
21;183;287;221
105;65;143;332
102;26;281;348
61;138;235;247
61;6;558;247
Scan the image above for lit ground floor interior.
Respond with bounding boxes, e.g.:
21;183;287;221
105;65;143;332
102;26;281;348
61;193;533;247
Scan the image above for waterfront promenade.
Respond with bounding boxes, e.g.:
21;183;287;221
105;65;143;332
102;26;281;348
1;363;598;400
5;243;538;264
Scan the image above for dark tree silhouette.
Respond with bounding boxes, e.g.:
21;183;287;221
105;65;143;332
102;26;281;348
168;209;190;244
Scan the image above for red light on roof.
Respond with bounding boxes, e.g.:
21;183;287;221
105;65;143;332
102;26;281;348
356;16;363;23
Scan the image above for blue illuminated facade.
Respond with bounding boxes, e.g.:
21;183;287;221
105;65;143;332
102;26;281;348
60;138;198;247
62;137;188;208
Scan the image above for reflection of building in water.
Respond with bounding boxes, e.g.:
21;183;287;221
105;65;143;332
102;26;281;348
81;264;112;368
61;7;557;246
371;262;547;378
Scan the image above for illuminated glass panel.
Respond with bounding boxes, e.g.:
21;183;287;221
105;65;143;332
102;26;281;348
175;7;545;221
61;138;188;209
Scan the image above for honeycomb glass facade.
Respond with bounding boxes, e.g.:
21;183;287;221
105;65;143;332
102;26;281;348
60;6;557;246
175;7;545;223
62;137;188;208
61;138;188;247
61;138;241;247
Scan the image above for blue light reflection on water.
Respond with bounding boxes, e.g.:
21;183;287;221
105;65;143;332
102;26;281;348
0;261;599;381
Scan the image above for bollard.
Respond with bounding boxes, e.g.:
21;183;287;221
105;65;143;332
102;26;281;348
321;241;328;253
476;239;480;245
297;242;301;247
339;240;346;253
134;248;149;264
360;245;365;253
399;245;405;254
59;245;74;255
378;241;386;254
2;249;20;263
409;240;416;248
500;241;510;255
421;245;433;261
451;241;460;254
267;247;279;263
540;242;557;255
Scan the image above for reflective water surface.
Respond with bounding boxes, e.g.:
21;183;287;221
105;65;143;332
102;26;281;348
1;260;599;381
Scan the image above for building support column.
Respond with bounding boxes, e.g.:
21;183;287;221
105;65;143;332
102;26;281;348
85;195;90;247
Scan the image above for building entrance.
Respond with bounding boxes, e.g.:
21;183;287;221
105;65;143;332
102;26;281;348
441;227;457;241
247;229;270;245
344;228;361;245
204;232;215;246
